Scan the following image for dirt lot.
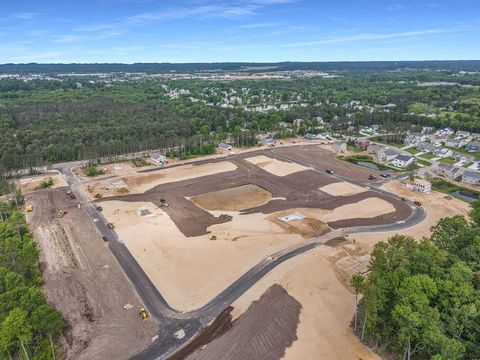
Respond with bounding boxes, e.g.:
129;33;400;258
273;145;385;183
245;155;310;176
16;173;68;193
319;182;367;196
189;184;273;211
103;156;410;237
26;188;156;360
187;284;301;360
231;246;379;360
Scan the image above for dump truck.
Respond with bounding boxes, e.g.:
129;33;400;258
94;193;103;199
56;210;67;218
24;203;33;212
139;308;149;320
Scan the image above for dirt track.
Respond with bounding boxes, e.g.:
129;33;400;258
103;152;411;237
26;188;156;360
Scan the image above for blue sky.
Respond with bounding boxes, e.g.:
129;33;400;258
0;0;479;63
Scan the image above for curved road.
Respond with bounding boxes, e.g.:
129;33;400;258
56;146;426;360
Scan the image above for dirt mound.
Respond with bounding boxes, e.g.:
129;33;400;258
319;182;367;196
186;284;301;360
190;184;272;211
271;212;331;238
245;155;309;176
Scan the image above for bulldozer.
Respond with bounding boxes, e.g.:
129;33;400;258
24;203;33;212
139;308;149;320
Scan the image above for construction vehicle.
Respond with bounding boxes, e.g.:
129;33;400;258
107;223;115;229
94;193;103;199
414;201;422;207
96;206;103;211
24;203;33;212
69;193;76;199
139;308;149;320
159;198;169;207
56;210;67;218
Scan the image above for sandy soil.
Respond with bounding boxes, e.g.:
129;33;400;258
26;189;156;360
101;200;305;311
319;182;367;197
189;184;272;211
245;155;310;176
231;247;379;360
92;161;238;197
350;181;471;253
16;173;68;193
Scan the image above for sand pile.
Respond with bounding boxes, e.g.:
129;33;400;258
245;155;309;176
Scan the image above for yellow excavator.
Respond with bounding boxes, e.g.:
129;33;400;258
139;308;149;320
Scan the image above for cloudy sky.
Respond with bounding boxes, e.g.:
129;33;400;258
0;0;479;63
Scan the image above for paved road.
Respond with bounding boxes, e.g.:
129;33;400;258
55;146;426;360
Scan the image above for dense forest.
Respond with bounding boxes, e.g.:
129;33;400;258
0;64;479;175
0;194;64;359
354;204;480;360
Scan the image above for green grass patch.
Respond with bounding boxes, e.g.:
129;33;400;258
438;157;456;165
420;152;436;159
431;177;480;202
37;177;54;189
464;162;474;168
85;166;105;177
406;147;420;154
416;159;432;166
347;145;364;153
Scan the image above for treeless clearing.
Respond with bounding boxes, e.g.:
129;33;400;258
319;182;367;197
231;247;379;360
245;155;309;176
16;173;68;193
101;200;305;311
189;184;272;211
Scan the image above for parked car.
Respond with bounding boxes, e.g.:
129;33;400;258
107;223;115;229
102;236;108;242
326;169;334;175
96;206;103;211
414;201;422;207
368;174;377;180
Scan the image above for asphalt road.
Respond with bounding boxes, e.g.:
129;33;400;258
56;146;427;360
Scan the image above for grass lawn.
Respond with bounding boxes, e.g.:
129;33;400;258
464;162;474;168
421;152;436;159
347;145;364;153
438;157;456;165
416;159;432;166
406;147;420;154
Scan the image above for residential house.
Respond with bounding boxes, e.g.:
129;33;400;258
422;126;435;134
404;133;426;147
462;171;480;184
433;147;453;158
378;148;401;162
466;141;480;152
406;179;432;193
456;130;471;138
354;138;371;150
392;155;415;168
445;138;466;149
471;133;480;140
367;144;384;154
304;133;315;141
437;164;464;180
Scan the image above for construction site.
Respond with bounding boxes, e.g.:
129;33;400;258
22;144;471;360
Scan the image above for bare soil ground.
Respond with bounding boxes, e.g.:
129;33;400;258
245;155;310;176
189;184;272;211
16;173;68;193
187;284;301;360
319;182;367;197
103;156;410;238
26;188;156;360
231;247;380;360
273;145;384;183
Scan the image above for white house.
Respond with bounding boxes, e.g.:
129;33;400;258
445;138;466;149
218;142;232;151
378;148;401;162
456;130;471;138
406;179;432;193
392;154;415;168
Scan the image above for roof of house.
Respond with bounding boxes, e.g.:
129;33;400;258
467;141;480;147
463;171;480;180
395;154;413;162
414;179;431;186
